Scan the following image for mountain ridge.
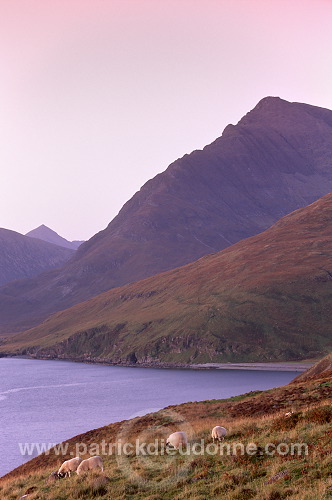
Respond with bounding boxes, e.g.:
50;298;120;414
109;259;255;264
1;96;332;335
2;192;332;363
26;224;84;250
0;228;74;287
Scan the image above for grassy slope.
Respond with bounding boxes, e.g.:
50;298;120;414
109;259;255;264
293;352;332;383
0;370;331;500
2;193;332;364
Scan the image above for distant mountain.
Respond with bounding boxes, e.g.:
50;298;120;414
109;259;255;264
26;225;84;250
1;96;332;335
2;193;332;363
0;228;74;287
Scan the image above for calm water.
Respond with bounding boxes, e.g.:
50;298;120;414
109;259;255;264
0;358;298;477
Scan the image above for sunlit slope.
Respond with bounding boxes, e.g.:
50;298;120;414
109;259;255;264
293;352;332;383
2;97;332;335
2;193;332;363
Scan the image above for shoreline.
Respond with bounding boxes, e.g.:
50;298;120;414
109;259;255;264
2;354;314;372
189;362;314;372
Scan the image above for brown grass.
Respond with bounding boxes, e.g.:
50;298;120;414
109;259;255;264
0;374;331;499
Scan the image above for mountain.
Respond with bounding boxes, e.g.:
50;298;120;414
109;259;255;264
0;228;74;287
2;192;332;363
1;96;332;335
26;225;84;250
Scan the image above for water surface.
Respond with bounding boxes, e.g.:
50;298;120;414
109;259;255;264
0;358;298;477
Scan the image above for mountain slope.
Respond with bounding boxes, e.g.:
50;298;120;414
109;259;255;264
1;96;332;334
293;352;332;382
26;225;83;250
3;192;332;363
0;229;74;287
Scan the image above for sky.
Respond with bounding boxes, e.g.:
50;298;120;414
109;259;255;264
1;0;331;241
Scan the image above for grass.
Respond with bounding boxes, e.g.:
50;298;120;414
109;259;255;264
1;373;331;499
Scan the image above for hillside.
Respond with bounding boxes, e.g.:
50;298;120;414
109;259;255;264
0;229;74;287
2;192;332;363
1;370;331;499
293;352;332;383
1;96;332;335
26;225;83;250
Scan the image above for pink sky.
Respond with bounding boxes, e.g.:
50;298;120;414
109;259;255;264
1;0;331;240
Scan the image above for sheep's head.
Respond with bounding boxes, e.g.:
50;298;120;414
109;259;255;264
48;471;62;481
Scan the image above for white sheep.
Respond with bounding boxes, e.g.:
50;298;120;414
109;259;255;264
57;456;82;477
166;431;188;449
211;426;227;442
76;456;104;475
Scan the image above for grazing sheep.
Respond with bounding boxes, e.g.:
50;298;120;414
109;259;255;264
211;426;227;442
57;456;82;477
166;431;188;449
76;456;104;475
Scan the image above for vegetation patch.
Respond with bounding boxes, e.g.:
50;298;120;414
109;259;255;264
0;371;331;499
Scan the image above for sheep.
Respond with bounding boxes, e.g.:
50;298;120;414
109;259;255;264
76;456;104;475
166;431;188;449
57;456;82;478
211;426;227;442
